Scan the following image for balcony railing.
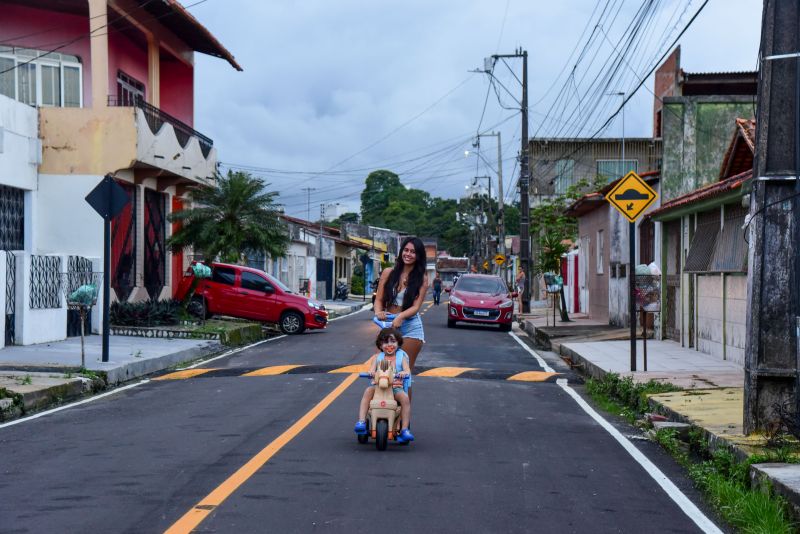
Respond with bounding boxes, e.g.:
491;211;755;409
107;95;213;158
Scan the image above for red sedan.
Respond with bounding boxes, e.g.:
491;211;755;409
446;274;516;331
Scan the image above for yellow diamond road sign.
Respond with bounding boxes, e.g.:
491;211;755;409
494;254;505;265
604;171;658;223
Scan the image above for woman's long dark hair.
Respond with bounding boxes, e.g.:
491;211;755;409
382;236;427;311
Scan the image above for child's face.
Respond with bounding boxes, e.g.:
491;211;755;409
381;336;398;355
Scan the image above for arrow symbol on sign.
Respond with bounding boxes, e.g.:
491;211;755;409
626;202;634;211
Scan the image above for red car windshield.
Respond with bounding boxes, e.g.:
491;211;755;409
455;277;507;294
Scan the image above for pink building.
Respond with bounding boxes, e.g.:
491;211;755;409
0;0;239;304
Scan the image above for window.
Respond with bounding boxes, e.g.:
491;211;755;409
596;230;604;274
117;71;145;106
597;159;638;183
554;159;575;195
684;212;720;273
241;271;273;293
212;266;236;285
0;46;82;107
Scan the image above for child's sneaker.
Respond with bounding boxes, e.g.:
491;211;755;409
354;420;367;435
397;428;414;442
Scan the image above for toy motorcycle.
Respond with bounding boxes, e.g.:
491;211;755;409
357;360;410;450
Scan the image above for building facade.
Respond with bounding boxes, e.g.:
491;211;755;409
0;0;239;345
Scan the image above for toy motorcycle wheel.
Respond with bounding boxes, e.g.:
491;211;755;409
357;419;370;444
375;419;388;451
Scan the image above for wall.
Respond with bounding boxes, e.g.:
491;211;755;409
578;205;609;323
0;5;92;105
160;54;194;126
661;96;756;202
35;174;104;258
695;273;747;365
0;95;39;191
108;31;149;101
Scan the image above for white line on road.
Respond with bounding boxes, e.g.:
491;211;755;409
329;303;372;322
508;331;722;534
0;379;149;430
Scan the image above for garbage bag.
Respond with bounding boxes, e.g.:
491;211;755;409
648;262;662;275
192;263;212;279
635;264;651;275
68;284;97;306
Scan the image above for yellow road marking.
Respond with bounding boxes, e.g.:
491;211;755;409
507;371;559;382
153;368;218;381
242;365;304;376
417;367;477;378
164;372;360;534
329;364;369;373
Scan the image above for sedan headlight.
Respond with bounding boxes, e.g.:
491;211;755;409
499;300;514;309
450;295;465;305
308;299;324;310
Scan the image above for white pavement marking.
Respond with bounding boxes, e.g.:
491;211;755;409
0;379;149;430
181;335;287;369
329;303;372;322
508;331;722;534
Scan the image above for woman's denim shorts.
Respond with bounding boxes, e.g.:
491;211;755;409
399;314;425;342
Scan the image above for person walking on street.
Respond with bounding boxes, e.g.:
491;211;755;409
432;274;442;305
515;266;526;315
373;237;428;376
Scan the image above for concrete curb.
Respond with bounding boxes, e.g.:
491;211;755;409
101;342;223;385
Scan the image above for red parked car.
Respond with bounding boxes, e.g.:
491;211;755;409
445;274;516;331
175;262;328;335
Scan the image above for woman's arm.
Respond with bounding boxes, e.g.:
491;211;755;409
392;274;429;326
373;268;393;319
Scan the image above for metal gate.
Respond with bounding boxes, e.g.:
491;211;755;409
144;189;166;299
5;251;15;346
316;259;333;300
664;220;682;342
66;256;93;337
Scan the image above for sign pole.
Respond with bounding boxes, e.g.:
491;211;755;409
102;206;111;363
629;221;636;372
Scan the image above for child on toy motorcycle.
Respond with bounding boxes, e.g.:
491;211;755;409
354;327;414;443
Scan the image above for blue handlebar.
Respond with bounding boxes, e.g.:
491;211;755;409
372;313;397;329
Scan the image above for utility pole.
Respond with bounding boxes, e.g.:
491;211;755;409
744;0;800;433
474;132;505;276
302;187;316;222
486;48;528;311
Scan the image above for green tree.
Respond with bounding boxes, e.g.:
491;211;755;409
529;180;588;321
360;170;405;226
167;170;289;264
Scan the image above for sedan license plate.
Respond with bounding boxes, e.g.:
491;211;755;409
474;310;490;317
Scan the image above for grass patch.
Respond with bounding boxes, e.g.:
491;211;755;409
585;372;681;423
656;428;796;534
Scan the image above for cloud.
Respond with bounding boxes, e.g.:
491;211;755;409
188;0;763;217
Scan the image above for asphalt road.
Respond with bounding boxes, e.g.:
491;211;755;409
0;299;726;533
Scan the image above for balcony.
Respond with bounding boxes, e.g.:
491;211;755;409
39;99;217;185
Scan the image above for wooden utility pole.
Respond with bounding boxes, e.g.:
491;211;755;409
744;0;800;433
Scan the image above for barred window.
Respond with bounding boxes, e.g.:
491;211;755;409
30;255;62;309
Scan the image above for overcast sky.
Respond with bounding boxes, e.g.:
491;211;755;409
190;0;763;219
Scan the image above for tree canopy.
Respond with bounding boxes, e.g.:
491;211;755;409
167;170;289;264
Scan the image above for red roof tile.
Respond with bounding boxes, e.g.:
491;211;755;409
647;169;752;220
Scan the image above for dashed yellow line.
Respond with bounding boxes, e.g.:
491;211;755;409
329;364;370;374
153;368;218;381
417;367;477;378
507;371;560;382
242;365;304;376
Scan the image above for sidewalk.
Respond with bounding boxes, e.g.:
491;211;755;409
0;301;370;420
520;318;800;519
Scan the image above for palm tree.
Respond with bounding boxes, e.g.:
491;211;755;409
167;170;289;264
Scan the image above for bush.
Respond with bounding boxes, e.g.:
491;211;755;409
110;299;182;327
351;274;365;295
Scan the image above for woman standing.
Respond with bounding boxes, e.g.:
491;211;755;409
374;236;428;371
